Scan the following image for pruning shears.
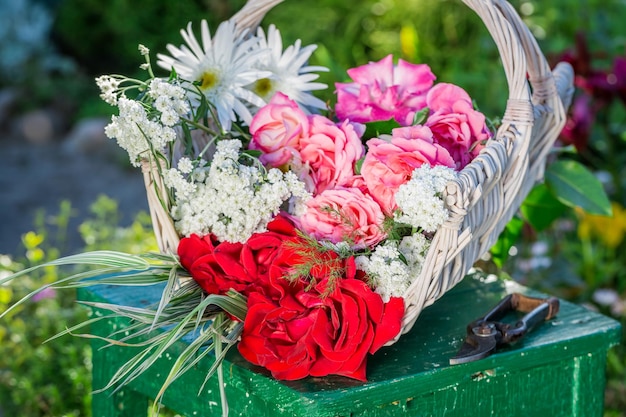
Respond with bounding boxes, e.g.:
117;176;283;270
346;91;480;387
449;293;560;365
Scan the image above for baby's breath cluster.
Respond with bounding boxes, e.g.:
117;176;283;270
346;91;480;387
98;70;191;167
147;78;190;127
360;164;455;301
394;164;457;233
166;140;310;243
356;233;430;301
95;75;121;105
104;97;177;167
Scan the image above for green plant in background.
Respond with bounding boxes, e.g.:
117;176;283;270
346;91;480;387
79;194;158;253
0;220;91;417
52;0;246;77
506;3;626;310
0;197;157;417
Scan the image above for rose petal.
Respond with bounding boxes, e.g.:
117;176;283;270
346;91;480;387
370;296;405;354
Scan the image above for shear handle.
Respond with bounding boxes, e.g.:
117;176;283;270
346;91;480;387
510;293;560;320
475;293;558;322
500;297;559;344
469;293;560;344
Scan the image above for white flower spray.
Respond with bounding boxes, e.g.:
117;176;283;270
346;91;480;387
394;164;457;233
165;139;310;243
356;233;431;302
97;50;190;167
356;164;455;300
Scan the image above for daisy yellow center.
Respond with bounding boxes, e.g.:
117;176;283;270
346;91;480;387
198;71;219;91
253;78;274;98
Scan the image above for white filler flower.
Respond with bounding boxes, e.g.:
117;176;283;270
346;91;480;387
165;139;309;243
356;233;431;302
104;97;177;167
102;78;189;166
394;164;457;233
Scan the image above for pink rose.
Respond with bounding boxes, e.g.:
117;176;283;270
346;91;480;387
361;125;455;214
335;54;436;125
249;92;309;167
425;83;491;169
299;115;365;194
341;174;369;194
299;187;387;250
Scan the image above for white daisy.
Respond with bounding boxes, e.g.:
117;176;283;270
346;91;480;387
156;19;271;132
251;24;328;111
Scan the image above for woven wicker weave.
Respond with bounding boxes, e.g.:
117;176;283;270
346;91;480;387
142;0;574;344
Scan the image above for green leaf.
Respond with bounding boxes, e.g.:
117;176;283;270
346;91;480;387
545;160;612;216
194;92;210;123
490;216;524;268
242;149;262;159
355;156;365;175
363;118;402;139
181;122;193;155
168;67;178;82
0;252;175;321
412;107;429;125
520;184;568;231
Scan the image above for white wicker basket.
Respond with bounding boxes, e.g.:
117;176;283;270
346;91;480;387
141;0;574;345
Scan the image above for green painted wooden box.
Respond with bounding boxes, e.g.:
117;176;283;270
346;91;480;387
78;274;621;417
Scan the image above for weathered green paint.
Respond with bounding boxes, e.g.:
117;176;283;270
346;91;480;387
78;274;621;417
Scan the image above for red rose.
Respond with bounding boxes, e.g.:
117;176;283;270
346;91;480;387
237;269;405;381
177;233;236;294
268;236;356;284
177;214;298;296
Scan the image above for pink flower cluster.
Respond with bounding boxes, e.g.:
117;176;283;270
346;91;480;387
250;92;385;249
248;55;491;248
335;54;435;126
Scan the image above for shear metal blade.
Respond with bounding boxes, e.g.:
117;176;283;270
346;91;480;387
449;335;497;365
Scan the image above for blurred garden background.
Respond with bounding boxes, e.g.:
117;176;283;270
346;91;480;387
0;0;625;415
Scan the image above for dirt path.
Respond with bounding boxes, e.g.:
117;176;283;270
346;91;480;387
0;133;148;257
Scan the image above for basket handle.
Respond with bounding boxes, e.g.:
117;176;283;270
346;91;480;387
493;0;574;110
232;0;538;127
491;0;574;180
230;0;285;34
142;159;181;254
461;0;534;128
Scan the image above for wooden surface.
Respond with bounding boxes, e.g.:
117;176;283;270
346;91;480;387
79;272;621;417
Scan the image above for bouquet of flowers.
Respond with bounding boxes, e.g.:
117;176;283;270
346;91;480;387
96;11;495;375
1;0;574;414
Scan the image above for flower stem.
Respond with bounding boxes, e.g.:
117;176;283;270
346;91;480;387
180;117;219;137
